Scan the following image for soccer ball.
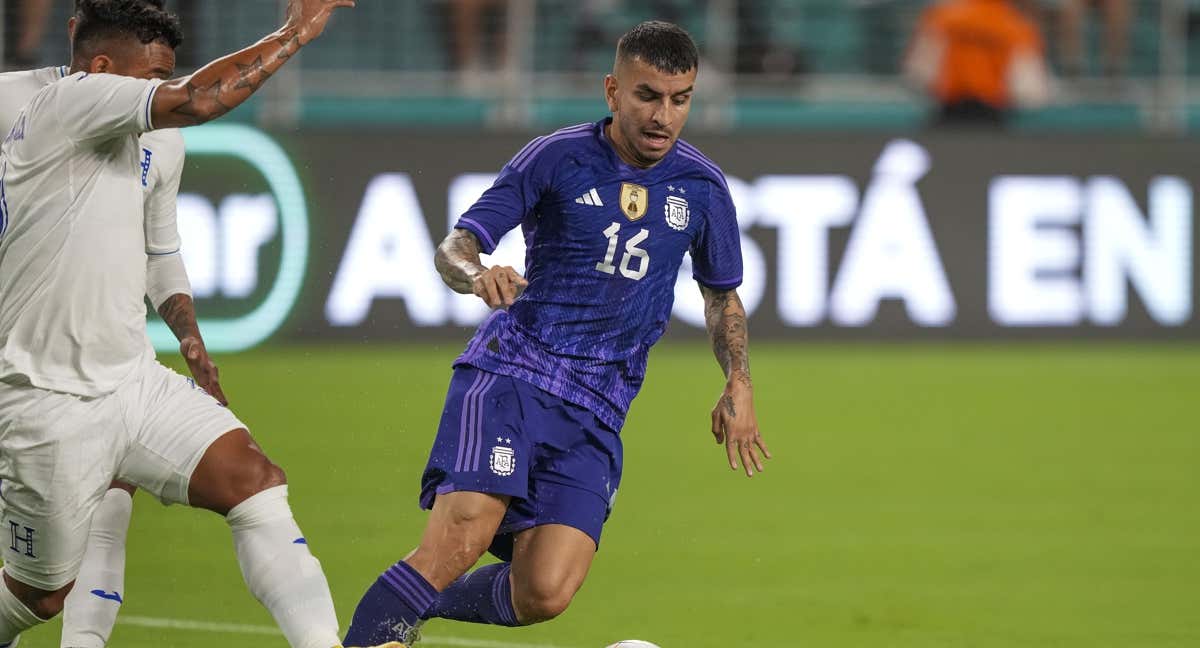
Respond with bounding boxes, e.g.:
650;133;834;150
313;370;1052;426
605;642;661;648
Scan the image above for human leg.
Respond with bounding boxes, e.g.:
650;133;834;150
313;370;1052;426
59;481;135;648
0;381;120;642
0;571;58;645
509;524;595;623
345;367;530;644
424;376;619;627
118;362;338;648
343;491;508;645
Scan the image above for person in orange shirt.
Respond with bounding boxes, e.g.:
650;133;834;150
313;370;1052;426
905;0;1051;127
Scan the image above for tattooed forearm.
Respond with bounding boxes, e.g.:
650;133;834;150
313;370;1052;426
167;79;233;123
435;229;488;294
233;56;272;91
701;286;752;386
157;294;201;342
274;31;301;61
153;26;304;128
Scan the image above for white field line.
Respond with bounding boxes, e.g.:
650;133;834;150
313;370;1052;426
117;615;578;648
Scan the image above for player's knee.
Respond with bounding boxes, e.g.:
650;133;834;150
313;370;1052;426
231;458;287;503
12;583;71;620
25;594;65;620
211;456;287;514
444;500;491;529
190;429;289;514
448;509;499;555
513;579;575;624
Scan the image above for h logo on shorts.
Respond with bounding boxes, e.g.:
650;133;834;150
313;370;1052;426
8;521;35;558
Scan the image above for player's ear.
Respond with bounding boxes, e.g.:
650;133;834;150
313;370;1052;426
604;74;619;113
89;55;114;74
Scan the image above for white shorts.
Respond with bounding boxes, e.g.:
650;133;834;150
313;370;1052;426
0;358;245;589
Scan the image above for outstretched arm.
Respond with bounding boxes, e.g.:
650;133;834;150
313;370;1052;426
435;228;527;308
150;0;354;129
158;293;227;405
702;285;770;477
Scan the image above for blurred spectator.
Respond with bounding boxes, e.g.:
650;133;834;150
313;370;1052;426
439;0;510;91
905;0;1050;127
1051;0;1133;76
732;0;805;76
4;0;54;68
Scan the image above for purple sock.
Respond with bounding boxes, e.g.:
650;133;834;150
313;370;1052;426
425;562;521;626
343;560;438;645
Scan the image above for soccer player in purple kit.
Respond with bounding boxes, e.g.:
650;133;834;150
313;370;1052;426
344;21;770;646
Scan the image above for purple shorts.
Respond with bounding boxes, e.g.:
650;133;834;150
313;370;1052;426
420;366;623;560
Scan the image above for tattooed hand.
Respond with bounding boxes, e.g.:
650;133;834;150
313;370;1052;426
180;335;228;406
701;285;771;477
712;371;769;477
158;294;227;405
473;266;528;309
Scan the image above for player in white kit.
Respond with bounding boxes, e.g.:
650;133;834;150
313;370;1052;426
0;4;222;647
0;1;395;647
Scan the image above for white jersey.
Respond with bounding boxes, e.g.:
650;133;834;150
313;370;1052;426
0;67;188;282
0;72;164;396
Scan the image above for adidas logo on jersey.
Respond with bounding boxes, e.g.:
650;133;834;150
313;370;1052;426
575;188;604;206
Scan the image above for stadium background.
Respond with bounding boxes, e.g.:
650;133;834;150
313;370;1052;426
2;1;1198;647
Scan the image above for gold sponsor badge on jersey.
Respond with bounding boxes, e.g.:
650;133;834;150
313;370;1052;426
620;183;649;221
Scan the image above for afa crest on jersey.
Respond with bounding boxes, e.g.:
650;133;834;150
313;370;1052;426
665;195;690;231
490;446;516;477
621;183;648;221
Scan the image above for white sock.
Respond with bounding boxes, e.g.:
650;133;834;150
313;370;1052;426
0;569;46;647
226;486;340;648
60;488;133;648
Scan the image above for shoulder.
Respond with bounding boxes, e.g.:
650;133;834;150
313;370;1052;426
50;71;152;99
0;73;39;133
0;67;62;111
0;68;50;94
507;122;598;174
26;71;84;107
673;138;731;195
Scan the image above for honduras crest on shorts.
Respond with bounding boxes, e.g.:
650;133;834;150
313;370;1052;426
490;445;515;477
665;195;690;231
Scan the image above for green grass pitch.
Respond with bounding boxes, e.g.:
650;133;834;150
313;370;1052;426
17;342;1200;648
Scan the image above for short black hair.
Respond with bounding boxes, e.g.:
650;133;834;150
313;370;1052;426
615;21;699;75
75;0;165;11
73;0;183;57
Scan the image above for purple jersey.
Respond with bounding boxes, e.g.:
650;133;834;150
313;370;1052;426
455;118;742;432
